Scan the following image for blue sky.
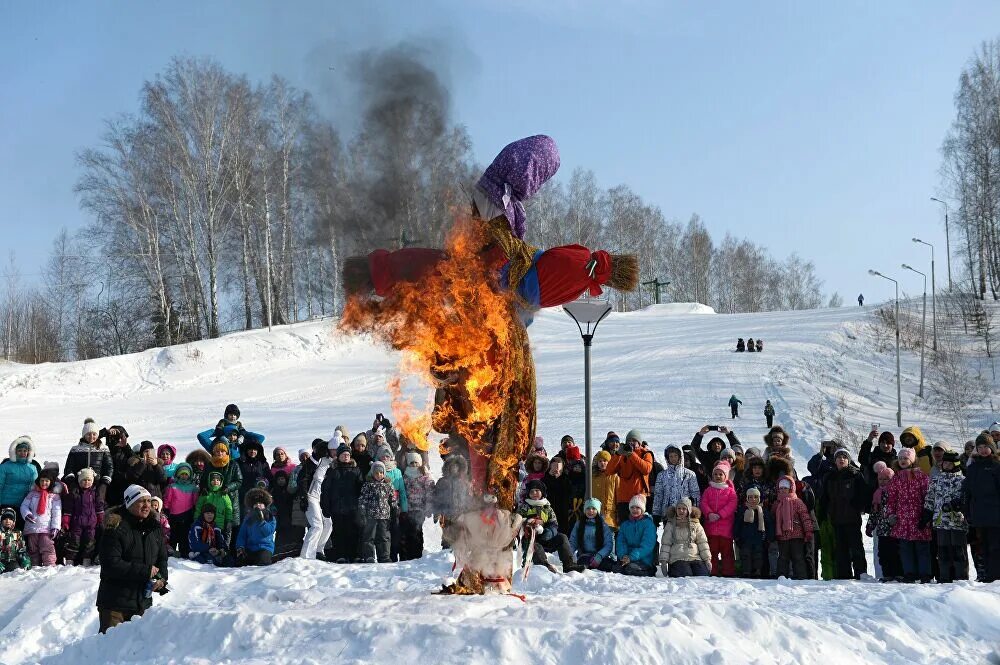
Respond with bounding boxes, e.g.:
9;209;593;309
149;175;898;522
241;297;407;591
2;1;997;303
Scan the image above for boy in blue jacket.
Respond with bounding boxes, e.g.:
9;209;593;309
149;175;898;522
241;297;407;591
235;488;276;566
188;503;229;566
569;497;614;571
614;494;657;576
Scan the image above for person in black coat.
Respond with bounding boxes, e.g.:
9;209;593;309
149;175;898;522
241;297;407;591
320;444;364;563
269;471;300;558
64;418;115;501
96;484;168;634
964;433;1000;582
858;429;897;488
125;442;168;499
690;426;741;472
238;439;272;509
543;457;574;536
817;448;868;580
295;439;327;511
350;434;372;479
103;425;133;508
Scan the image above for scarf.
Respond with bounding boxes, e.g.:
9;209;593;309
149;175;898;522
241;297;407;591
774;495;796;538
404;467;421;479
743;504;765;532
200;521;218;546
211;453;230;468
525;498;548;508
709;480;729;490
36;487;49;515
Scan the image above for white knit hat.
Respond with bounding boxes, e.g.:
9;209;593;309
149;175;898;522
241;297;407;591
82;418;100;437
406;452;422;466
629;494;646;510
124;484;151;508
77;468;96;483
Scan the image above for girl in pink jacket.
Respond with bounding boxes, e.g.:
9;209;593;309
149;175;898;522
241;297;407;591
701;461;737;576
887;447;932;582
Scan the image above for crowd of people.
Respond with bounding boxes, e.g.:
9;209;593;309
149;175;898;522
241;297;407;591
1;407;999;630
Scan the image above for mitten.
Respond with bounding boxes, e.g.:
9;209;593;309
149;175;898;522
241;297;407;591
588;557;600;569
534;524;543;534
61;515;71;531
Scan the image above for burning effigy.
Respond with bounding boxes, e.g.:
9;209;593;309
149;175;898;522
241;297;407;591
340;135;638;593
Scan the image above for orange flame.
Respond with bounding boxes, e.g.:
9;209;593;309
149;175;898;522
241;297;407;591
340;218;525;466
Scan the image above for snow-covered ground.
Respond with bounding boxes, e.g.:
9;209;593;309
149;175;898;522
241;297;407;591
0;303;998;664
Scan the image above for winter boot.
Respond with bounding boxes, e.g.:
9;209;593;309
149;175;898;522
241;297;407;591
563;562;585;573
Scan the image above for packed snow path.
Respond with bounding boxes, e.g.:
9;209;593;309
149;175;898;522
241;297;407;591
1;304;998;664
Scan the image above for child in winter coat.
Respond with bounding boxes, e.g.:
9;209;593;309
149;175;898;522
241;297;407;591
866;466;901;581
887;447;932;582
200;441;243;525
701;461;737;576
149;496;173;555
372;445;408;562
401;452;435;561
157;444;178;481
659;497;711;577
20;471;61;567
358;461;397;563
543;457;574;536
923;450;968;582
196;471;235;537
0;507;30;573
519;480;584;574
163;462;199;558
520;451;549;507
772;476;814;579
735;487;770;578
591;451;620;529
569;498;615;571
432;455;474;548
613;494;657;576
235;488;277;566
188;503;229;566
62;467;104;565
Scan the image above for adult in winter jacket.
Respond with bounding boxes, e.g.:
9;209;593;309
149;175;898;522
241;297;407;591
0;436;38;517
923;451;968;582
605;429;654;525
728;395;742;418
764;401;775;428
858;429;897;489
543;457;574;535
235;488;277;566
659;497;711;577
746;337;756;353
104;425;133;508
963;433;1000;582
763;426;792;464
613;495;657;576
320;444;364;563
124;444;168;499
97;484;168;634
591;451;620;529
199;442;243;525
237;439;272;509
270;447;296;480
300;440;333;560
652;444;701;519
887;447;932;582
519;480;584;573
350;434;372;478
818;449;868;580
691;426;742;473
64;418;114;500
569;498;614;571
899;425;934;476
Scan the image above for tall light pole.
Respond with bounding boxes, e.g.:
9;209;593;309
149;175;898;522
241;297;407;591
869;270;902;427
902;263;926;398
930;198;952;291
563;296;613;501
912;238;936;351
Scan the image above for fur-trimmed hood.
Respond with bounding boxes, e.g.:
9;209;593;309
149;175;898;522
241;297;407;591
8;436;35;462
244;487;273;509
443;454;468;478
665;503;703;523
186;448;212;468
767;456;793;483
763;426;790;447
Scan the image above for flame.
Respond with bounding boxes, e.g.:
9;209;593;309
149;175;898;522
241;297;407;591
340;218;533;505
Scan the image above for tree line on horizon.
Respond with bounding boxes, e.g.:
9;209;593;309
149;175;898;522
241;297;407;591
1;51;829;364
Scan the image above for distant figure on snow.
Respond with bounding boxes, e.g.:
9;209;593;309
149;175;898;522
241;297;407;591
747;337;756;353
756;339;763;352
858;294;864;306
736;338;746;353
729;395;743;419
764;400;775;428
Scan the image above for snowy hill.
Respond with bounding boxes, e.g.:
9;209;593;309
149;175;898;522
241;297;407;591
0;304;998;664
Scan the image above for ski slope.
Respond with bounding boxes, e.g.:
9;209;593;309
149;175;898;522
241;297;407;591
0;304;998;665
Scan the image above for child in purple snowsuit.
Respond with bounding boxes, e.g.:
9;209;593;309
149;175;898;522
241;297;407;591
62;467;104;565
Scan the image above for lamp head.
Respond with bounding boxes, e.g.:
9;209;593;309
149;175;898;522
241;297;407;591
868;269;878;276
901;264;911;270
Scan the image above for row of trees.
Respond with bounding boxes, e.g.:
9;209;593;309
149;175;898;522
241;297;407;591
940;38;1000;301
3;52;828;364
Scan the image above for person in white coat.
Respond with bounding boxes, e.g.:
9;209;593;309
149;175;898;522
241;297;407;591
300;441;334;559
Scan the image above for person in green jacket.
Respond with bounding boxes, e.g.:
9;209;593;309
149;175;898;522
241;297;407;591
195;472;234;537
200;442;243;525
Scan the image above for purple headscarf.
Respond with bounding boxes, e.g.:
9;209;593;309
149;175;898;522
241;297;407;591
476;135;561;239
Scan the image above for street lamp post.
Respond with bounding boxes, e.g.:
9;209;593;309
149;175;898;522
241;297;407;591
563;296;613;501
869;270;902;427
902;264;927;398
930;198;952;291
912;238;936;351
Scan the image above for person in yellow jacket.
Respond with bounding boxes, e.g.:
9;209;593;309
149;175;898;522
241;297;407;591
591;451;620;529
899;426;934;475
